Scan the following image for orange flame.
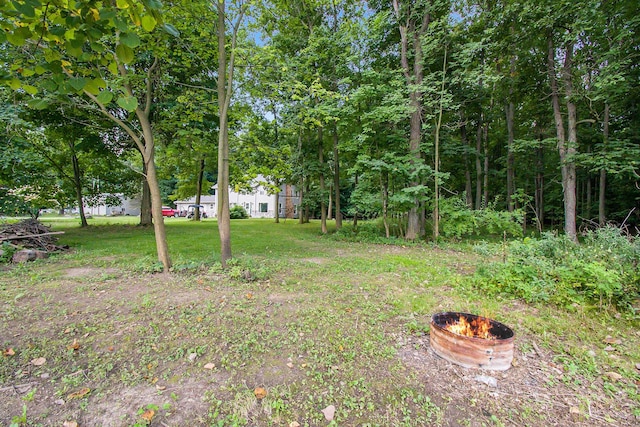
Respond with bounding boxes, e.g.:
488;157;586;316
445;315;496;340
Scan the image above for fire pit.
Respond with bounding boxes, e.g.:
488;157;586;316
430;312;515;371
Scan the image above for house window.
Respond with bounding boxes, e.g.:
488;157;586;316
259;203;268;213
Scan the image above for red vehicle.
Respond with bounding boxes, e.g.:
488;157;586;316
161;206;178;217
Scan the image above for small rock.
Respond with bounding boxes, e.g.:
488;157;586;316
321;404;336;421
188;353;197;362
289;422;300;427
40;373;50;379
635;363;640;371
475;375;498;388
587;350;596;357
603;345;616;352
54;399;65;405
203;363;215;370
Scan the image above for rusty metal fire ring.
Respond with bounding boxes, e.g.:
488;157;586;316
430;312;515;371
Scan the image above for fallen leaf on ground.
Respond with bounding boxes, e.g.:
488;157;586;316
67;388;91;399
62;421;78;427
188;353;197;362
321;404;336;421
603;336;622;345
254;387;267;399
31;357;46;366
3;348;15;356
204;363;215;370
636;363;640;371
246;293;253;299
140;409;155;423
155;385;166;391
289;422;300;427
287;362;294;368
67;339;80;350
569;407;580;415
604;372;623;381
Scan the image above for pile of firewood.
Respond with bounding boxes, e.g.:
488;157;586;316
0;219;67;261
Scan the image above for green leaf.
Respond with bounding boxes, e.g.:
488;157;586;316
41;79;58;92
108;60;118;75
141;14;156;32
96;90;114;105
34;65;46;75
115;44;134;64
27;98;50;110
113;17;129;32
23;85;38;95
163;23;180;37
21;68;35;77
68;77;88;92
11;1;36;18
143;0;163;10
85;78;106;95
120;32;141;48
116;0;130;8
6;32;26;46
9;78;21;90
117;95;138;111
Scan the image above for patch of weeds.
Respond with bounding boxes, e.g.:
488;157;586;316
131;256;164;273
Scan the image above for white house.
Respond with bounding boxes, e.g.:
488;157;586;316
175;179;299;219
83;194;141;216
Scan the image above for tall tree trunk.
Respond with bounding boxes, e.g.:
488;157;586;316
327;181;332;220
216;1;244;266
333;124;342;229
483;122;489;209
506;100;515;212
353;172;359;229
535;143;545;231
475;114;483;209
69;144;88;228
318;126;327;234
381;171;390;238
393;0;429;240
194;157;205;221
547;32;578;241
139;160;152;226
433;45;447;240
460;111;473;208
599;103;609;225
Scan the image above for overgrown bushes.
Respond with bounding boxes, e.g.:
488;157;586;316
473;227;640;312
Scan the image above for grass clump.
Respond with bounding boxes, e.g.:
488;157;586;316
473;227;640;312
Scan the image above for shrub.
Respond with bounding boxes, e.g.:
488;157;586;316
438;197;524;239
229;205;248;219
473;227;640;312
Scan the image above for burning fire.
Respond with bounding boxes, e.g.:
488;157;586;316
446;315;496;339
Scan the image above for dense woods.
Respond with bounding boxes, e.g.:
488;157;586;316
1;0;639;269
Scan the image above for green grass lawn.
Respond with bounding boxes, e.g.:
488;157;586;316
1;216;638;426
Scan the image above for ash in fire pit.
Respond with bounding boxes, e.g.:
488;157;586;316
430;312;514;371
